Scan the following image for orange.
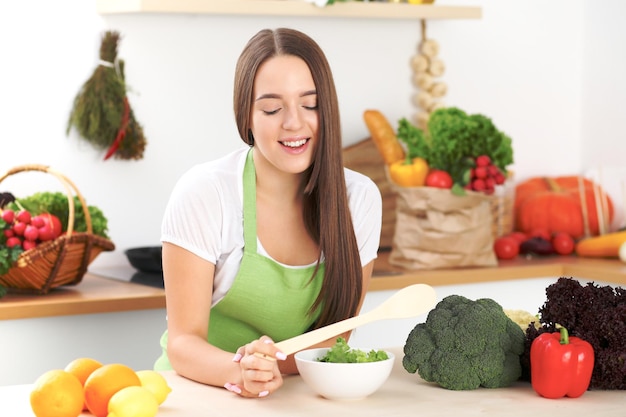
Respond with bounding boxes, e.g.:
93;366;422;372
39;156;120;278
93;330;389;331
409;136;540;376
65;357;103;410
65;357;103;385
84;363;141;417
30;369;84;417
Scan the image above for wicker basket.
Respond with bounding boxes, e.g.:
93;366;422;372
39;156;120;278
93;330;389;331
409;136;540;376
0;165;115;295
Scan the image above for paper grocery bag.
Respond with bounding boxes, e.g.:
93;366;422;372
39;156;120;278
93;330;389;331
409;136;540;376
389;186;497;270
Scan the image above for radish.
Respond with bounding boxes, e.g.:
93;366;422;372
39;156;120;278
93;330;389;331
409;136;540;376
31;215;45;228
12;222;26;236
22;239;37;251
16;210;31;224
24;225;39;242
1;209;15;224
6;236;22;248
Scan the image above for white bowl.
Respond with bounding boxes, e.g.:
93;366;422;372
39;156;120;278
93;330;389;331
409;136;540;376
294;347;395;400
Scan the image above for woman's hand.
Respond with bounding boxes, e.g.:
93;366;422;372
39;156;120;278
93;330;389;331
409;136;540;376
224;336;287;398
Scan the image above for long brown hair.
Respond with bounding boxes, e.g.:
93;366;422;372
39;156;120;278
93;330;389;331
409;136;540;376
233;28;362;329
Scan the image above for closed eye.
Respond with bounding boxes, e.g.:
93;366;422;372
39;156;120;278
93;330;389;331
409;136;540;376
262;104;316;115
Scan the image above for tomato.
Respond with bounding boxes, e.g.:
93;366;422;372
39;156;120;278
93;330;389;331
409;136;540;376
494;236;520;260
425;170;453;189
552;232;575;255
506;231;528;245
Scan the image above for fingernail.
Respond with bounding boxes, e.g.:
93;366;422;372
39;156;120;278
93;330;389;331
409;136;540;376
275;351;287;361
224;383;242;394
258;390;269;397
232;353;242;362
263;339;273;344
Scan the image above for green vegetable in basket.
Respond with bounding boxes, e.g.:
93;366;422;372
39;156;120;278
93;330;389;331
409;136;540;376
396;107;514;192
7;192;110;239
317;337;389;363
0;217;23;293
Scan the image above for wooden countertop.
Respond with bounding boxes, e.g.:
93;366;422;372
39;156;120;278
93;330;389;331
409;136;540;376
2;252;625;321
2;346;625;416
370;251;626;290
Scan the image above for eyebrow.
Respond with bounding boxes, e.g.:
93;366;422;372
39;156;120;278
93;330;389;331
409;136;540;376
255;90;317;101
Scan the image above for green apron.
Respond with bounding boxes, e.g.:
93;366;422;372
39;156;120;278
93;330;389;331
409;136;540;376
154;149;324;370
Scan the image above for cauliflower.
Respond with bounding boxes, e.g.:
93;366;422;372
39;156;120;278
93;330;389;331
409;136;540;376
403;295;525;390
503;309;541;330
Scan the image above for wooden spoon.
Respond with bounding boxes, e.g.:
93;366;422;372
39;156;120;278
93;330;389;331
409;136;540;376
273;283;437;356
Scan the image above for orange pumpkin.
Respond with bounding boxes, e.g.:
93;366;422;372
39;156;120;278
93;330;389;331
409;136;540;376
515;176;614;239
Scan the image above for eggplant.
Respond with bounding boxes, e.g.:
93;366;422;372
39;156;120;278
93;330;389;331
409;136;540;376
519;237;554;256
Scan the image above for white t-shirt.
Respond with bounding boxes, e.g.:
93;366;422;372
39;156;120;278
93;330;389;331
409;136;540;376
161;146;382;306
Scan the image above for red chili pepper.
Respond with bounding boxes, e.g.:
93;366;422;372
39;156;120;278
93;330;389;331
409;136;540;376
530;326;594;399
104;96;130;160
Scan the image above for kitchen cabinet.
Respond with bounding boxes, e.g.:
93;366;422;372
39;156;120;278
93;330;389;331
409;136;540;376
96;0;482;20
0;308;166;386
0;277;548;386
2;255;625;386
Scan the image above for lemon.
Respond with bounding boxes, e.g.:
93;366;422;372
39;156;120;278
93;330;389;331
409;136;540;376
136;370;172;405
107;386;159;417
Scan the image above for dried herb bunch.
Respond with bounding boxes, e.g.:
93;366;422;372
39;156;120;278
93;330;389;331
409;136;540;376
67;31;146;160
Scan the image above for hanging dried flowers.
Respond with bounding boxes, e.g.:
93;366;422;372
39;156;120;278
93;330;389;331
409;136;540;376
66;31;146;161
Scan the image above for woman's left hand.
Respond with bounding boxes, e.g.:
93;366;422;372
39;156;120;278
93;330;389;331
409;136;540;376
225;336;286;398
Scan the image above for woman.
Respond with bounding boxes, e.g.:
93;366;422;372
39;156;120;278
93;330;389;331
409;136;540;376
154;28;382;398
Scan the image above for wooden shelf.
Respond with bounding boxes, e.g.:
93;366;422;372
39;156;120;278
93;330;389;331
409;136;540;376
96;0;482;20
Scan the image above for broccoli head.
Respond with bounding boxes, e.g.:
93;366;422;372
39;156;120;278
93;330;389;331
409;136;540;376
402;294;525;390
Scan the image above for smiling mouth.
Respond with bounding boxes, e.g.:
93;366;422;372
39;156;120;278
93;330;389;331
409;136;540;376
280;138;308;148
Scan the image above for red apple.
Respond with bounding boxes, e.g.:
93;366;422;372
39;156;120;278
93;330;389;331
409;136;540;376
37;213;63;240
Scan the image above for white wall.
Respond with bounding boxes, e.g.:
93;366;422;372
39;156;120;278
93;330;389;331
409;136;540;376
582;1;626;171
2;0;624;269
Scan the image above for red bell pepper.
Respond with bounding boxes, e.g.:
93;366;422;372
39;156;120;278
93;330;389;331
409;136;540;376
530;326;594;399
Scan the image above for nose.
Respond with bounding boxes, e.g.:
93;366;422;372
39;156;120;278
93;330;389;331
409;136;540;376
282;106;304;131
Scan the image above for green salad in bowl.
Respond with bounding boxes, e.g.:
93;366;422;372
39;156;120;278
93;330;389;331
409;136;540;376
316;337;389;363
295;337;395;400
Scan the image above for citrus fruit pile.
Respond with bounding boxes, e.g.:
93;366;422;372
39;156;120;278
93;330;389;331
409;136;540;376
30;358;172;417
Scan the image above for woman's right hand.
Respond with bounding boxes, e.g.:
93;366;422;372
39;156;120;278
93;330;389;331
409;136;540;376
224;336;287;398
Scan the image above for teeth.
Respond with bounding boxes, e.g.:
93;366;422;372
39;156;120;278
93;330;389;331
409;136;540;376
282;139;307;148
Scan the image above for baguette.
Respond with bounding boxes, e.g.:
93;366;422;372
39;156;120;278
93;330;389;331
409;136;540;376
363;110;405;165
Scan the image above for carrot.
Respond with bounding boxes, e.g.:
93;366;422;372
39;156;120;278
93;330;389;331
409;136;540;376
575;230;626;258
363;110;405;165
